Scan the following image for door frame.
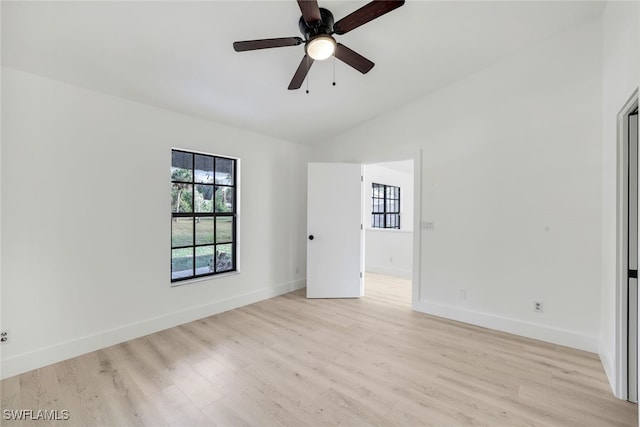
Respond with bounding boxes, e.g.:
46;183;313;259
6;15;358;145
359;149;422;307
616;89;639;400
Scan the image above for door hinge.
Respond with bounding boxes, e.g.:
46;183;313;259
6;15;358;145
361;224;363;230
361;175;363;182
360;272;363;278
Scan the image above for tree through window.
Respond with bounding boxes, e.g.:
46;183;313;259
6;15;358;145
372;183;400;229
171;149;237;282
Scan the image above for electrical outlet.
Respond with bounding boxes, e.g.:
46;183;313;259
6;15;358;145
534;301;543;313
0;330;8;343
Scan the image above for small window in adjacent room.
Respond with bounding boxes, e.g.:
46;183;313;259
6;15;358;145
372;183;400;229
171;149;237;282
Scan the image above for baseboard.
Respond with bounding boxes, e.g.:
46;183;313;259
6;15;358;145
365;266;412;279
1;279;306;380
598;340;619;397
412;300;598;353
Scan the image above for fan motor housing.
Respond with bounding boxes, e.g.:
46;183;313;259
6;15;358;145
299;7;334;40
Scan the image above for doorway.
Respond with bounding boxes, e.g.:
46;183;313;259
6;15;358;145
619;91;639;403
305;152;422;307
363;160;415;305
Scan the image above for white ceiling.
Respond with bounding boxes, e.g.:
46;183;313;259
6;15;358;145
1;1;606;145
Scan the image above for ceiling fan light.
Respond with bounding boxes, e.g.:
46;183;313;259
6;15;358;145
306;35;336;61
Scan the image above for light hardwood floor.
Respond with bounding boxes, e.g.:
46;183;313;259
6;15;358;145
1;273;637;426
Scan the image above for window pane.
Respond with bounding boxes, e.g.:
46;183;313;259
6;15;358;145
196;245;215;275
195;217;214;245
373;199;383;213
172;248;193;280
194;155;214;184
172;218;193;247
215;158;234;185
195;184;214;213
172;183;193;213
216;244;234;272
372;184;383;198
172;151;193;182
215;187;234;213
387;199;399;213
216;217;233;243
386;186;394;199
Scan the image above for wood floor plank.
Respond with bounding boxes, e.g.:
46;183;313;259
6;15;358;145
212;368;312;427
201;396;257;427
94;351;169;427
0;273;636;426
112;339;174;397
53;357;118;427
0;377;28;427
18;367;64;427
147;385;211;427
169;363;224;410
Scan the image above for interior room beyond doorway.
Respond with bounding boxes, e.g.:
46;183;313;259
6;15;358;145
363;160;414;304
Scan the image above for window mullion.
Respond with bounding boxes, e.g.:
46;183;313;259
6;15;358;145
191;155;196;277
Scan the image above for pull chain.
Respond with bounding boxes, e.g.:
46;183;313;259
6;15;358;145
332;54;336;86
306;55;310;94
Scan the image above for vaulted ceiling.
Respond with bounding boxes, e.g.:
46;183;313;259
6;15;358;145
1;1;606;145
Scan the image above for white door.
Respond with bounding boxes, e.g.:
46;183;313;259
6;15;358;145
307;163;363;298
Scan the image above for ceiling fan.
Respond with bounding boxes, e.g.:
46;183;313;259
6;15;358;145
232;0;405;90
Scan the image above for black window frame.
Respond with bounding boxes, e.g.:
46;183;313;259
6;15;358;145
171;149;238;283
371;183;400;229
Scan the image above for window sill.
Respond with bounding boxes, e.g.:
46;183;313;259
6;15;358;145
171;270;240;287
366;228;413;233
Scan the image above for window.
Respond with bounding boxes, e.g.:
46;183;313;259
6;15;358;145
171;149;237;282
372;183;400;229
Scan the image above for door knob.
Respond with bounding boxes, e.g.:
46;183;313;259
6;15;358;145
308;235;314;240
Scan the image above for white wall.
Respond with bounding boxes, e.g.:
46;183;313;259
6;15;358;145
0;67;310;379
313;19;603;352
600;0;640;398
364;161;413;278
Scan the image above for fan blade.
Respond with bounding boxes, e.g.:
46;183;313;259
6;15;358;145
334;43;374;74
233;37;303;52
333;0;405;35
297;0;322;23
288;55;314;90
